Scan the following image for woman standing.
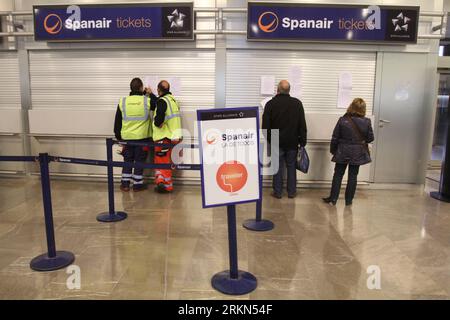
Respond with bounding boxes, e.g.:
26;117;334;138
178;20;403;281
322;98;374;206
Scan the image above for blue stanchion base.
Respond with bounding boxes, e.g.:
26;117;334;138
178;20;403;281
243;219;274;232
30;251;75;272
96;211;128;222
211;270;257;295
430;191;450;203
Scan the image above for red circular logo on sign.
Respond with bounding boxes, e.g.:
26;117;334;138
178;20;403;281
216;161;248;193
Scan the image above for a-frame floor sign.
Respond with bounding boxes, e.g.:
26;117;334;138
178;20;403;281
197;107;260;295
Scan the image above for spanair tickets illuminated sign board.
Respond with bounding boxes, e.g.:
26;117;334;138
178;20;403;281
33;3;193;41
197;107;261;208
247;2;419;44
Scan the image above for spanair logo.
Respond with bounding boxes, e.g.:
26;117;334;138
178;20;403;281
258;11;279;33
392;12;410;32
216;161;248;193
44;13;63;34
205;130;219;145
167;9;186;29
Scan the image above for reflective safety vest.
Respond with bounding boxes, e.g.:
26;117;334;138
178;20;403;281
152;94;182;141
119;95;152;140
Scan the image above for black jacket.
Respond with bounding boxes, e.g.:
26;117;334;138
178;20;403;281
262;93;307;149
330;115;374;165
113;91;150;140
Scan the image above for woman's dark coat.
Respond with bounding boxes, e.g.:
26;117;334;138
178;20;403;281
330;115;374;165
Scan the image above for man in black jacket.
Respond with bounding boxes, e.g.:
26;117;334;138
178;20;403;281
262;80;307;199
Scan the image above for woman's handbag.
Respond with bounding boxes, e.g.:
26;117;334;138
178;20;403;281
347;116;370;157
296;146;310;173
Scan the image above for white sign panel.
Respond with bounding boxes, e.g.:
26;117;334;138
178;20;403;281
197;107;261;208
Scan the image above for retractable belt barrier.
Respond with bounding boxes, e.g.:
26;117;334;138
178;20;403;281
0;138;273;275
0;153;75;272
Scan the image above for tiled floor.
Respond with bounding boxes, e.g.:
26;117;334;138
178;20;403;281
0;177;449;299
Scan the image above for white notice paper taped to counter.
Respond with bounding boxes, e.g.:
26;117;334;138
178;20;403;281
144;76;159;92
288;66;302;99
338;88;352;109
337;72;353;108
167;77;181;96
260;75;275;95
339;72;352;90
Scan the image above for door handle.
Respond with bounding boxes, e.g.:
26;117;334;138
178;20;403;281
379;119;391;128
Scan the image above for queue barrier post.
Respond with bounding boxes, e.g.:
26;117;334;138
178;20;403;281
30;153;75;271
243;151;274;232
211;204;257;295
96;138;128;222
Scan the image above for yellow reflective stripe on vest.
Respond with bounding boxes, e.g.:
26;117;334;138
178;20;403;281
122;96;149;121
160;96;180;121
164;113;181;121
152;94;181;141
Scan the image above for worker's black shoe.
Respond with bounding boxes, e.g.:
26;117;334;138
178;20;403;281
120;185;130;192
271;191;282;199
133;185;147;192
155;183;169;193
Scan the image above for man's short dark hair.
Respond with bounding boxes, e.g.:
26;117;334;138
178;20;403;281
158;80;170;93
130;77;143;92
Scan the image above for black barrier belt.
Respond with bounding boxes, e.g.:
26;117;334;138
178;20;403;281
113;139;198;149
51;156;108;167
0;155;38;162
51;156;200;170
0;155;199;170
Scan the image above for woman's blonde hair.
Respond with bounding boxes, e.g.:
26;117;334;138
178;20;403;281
346;98;366;117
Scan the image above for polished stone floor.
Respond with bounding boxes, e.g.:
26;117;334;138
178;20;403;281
0;177;449;300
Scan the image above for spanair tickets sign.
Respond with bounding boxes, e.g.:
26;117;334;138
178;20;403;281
33;3;193;41
197;107;261;208
247;2;419;44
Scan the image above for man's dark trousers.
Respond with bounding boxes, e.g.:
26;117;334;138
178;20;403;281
121;139;150;188
273;148;298;196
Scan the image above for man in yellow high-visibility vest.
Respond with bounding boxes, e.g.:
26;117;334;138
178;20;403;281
147;80;182;193
114;77;152;192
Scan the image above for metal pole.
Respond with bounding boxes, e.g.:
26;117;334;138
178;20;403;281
106;138;115;216
227;204;239;279
30;153;75;271
211;204;257;295
96;138;128;222
39;153;56;258
255;167;263;222
242;146;275;232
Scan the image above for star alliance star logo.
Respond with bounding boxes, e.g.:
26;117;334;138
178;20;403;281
392;12;410;32
167;9;186;29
